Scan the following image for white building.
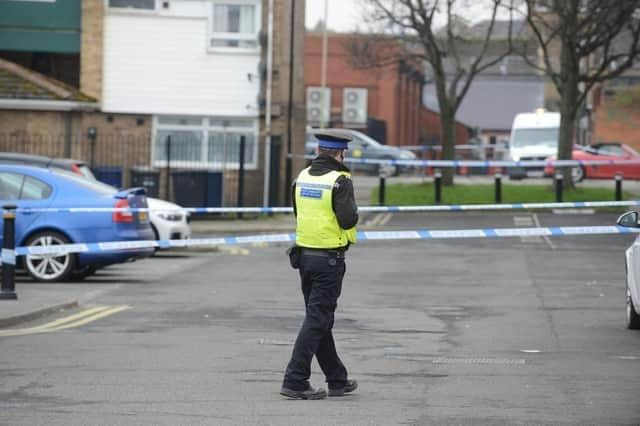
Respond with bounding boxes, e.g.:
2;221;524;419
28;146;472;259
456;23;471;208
103;0;262;170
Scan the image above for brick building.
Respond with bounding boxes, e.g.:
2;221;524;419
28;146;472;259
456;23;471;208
592;82;640;152
420;107;471;147
305;33;424;147
0;0;305;207
259;0;306;206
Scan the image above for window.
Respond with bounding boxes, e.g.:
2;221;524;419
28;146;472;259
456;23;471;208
594;144;625;157
21;176;52;200
0;173;52;201
209;1;260;50
108;0;155;10
153;116;258;169
51;169;116;195
0;173;23;200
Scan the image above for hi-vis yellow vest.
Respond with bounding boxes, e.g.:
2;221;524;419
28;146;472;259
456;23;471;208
295;167;357;249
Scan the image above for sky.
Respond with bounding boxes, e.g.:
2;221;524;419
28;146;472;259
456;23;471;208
305;0;363;32
304;0;521;32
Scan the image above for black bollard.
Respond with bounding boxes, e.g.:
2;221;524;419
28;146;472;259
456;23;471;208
378;176;386;206
434;169;442;204
555;173;564;203
615;173;623;201
237;135;246;219
494;172;502;204
0;204;17;300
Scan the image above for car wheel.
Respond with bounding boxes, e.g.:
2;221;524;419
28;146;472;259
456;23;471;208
626;285;640;329
571;165;585;183
151;223;160;253
24;231;75;282
69;265;97;281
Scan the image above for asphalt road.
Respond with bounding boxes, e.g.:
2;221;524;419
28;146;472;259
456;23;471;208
1;212;639;425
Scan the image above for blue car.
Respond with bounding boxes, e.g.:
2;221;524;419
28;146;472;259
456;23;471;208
0;165;154;282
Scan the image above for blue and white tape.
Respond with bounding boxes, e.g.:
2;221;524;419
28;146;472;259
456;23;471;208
1;248;16;265
296;154;640;168
14;200;640;215
10;225;640;258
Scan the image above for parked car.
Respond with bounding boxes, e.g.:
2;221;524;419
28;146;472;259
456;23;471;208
0;152;96;179
305;128;417;176
543;143;640;183
615;211;640;329
0;165;155;282
0;153;191;243
508;109;560;179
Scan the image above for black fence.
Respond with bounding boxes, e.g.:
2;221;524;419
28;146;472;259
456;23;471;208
0;131;261;207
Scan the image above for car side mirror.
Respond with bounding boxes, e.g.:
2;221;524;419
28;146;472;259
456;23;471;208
617;211;639;228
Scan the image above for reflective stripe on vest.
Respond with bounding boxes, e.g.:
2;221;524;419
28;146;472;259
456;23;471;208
295;167;357;248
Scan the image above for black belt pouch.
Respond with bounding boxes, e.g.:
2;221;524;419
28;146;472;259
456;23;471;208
286;245;300;269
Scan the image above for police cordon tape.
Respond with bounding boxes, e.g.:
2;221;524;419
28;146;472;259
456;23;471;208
13;200;640;214
6;225;640;259
293;153;640;168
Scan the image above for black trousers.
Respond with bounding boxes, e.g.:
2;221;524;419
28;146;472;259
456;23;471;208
283;252;348;391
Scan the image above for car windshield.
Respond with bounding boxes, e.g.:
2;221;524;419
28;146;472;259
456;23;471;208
625;145;640;157
512;128;558;148
52;169;116;195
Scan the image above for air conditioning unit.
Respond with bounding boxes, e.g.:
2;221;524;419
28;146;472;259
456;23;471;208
342;88;367;127
307;87;331;125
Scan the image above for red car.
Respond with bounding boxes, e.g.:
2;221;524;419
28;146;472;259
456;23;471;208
544;143;640;182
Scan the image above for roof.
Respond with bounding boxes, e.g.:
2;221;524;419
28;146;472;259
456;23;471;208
423;77;545;131
513;111;560;128
470;19;529;40
0;58;95;103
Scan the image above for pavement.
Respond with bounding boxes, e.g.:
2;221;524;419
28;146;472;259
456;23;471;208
0;284;79;328
0;251;217;329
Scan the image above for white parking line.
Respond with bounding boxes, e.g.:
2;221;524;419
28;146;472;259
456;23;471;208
514;216;542;244
532;213;556;250
378;212;394;226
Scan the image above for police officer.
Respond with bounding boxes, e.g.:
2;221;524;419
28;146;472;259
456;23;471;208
280;131;359;400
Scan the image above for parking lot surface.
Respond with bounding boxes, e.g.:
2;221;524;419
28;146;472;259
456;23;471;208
1;212;639;425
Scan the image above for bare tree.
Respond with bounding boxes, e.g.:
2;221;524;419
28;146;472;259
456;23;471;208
523;0;640;185
349;0;517;185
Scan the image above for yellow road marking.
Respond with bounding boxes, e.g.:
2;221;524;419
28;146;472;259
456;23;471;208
220;246;250;255
48;305;130;331
0;305;130;337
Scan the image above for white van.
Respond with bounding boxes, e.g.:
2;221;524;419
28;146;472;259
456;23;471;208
508;109;560;179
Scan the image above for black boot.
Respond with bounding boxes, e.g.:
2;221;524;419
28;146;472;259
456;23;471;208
280;385;327;400
328;379;358;397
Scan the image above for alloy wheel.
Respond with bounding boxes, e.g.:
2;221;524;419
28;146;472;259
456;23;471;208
25;234;72;281
571;166;584;183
